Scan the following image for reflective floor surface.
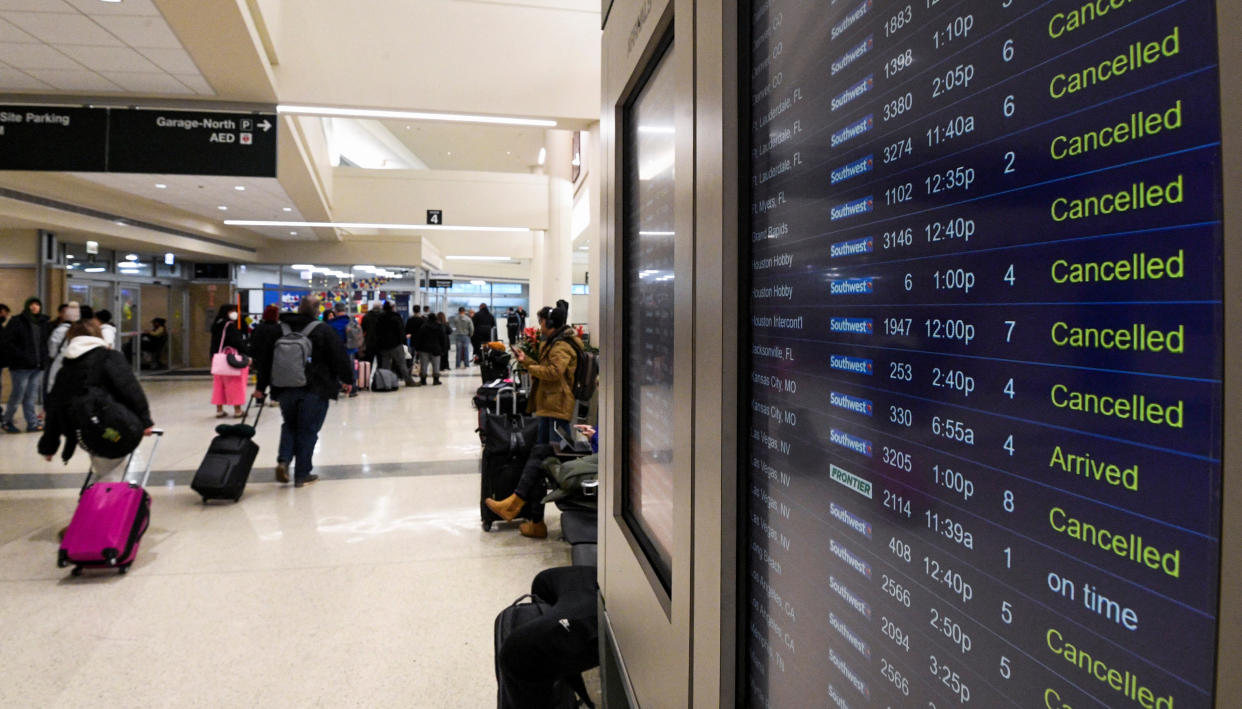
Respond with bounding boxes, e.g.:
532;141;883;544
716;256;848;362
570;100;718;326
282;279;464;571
0;368;574;708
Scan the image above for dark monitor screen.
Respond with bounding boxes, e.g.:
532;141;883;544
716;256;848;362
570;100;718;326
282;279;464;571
743;0;1225;706
622;38;678;590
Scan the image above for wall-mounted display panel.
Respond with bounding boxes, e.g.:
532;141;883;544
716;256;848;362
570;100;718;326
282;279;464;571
743;0;1225;706
622;39;678;590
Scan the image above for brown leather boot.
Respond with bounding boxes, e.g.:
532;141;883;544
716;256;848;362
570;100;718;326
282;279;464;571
485;493;525;521
519;521;547;539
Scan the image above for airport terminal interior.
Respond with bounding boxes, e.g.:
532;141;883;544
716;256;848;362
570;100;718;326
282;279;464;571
0;0;1239;707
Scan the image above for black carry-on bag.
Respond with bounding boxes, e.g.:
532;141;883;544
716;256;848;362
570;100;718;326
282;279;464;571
479;384;538;531
191;397;264;503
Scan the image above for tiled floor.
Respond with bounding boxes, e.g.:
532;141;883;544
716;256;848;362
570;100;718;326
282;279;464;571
0;368;575;708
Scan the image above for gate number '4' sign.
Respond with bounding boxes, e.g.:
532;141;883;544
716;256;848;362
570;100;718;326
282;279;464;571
427;209;443;225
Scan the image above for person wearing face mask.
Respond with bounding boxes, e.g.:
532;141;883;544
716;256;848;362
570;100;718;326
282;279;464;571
210;304;249;419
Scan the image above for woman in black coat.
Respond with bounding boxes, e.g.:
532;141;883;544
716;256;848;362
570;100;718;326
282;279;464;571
209;304;249;418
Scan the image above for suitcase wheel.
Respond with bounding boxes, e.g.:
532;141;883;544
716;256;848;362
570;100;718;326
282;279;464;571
70;566;83;577
118;566;128;575
202;497;209;504
483;520;493;532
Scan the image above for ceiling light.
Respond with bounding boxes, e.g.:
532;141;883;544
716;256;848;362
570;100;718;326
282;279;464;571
446;255;511;261
290;231;298;236
217;205;228;211
447;151;452;156
638;231;675;236
234;185;246;191
537;147;546;166
277;104;557;127
99;1;122;4
124;253;138;261
470;280;487;286
114;219;128;226
154;183;167;189
84;267;106;273
282;207;293;212
224;220;529;233
164;253;175;265
291;264;313;270
66;254;75;259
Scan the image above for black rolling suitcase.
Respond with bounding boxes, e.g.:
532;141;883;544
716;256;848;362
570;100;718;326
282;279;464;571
191;398;264;503
474;379;528;443
480;385;538;530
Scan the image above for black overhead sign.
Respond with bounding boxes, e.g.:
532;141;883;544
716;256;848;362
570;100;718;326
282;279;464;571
428;278;453;288
0;105;277;177
427;209;443;225
0;106;107;171
108;109;277;177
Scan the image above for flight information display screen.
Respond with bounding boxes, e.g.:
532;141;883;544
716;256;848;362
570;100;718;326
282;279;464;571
743;0;1225;706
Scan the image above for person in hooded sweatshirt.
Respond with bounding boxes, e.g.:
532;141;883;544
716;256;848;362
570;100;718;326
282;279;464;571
2;297;49;433
46;303;90;392
95;309;117;350
251;296;353;488
39;319;154;479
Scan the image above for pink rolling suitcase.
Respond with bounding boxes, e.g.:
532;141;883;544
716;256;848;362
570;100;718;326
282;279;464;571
57;430;163;576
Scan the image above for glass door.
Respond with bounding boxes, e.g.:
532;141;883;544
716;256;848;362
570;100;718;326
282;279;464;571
117;284;140;376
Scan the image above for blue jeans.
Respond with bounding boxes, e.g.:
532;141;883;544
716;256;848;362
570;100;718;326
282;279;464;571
454;334;472;367
5;369;41;429
277;389;331;481
536;416;569;446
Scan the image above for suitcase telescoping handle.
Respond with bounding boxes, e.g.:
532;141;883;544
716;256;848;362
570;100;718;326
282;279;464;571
240;395;264;428
494;385;518;416
77;428;165;495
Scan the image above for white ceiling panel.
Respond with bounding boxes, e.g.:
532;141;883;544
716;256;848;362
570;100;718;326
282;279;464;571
0;18;35;42
103;71;192;94
91;14;181;49
24;68;119;91
172;73;213;95
66;0;160;16
0;64;48;89
0;0;74;11
71;173;311;242
58;44;158;72
137;46;197;74
4;12;121;45
0;42;79;70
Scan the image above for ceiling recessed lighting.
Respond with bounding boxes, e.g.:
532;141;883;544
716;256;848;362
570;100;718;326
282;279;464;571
282;207;293;212
217;205;228;211
84;267;106;273
277;104;557;128
234;185;246;191
124;253;138;261
291;264;313;270
290;231;298;236
99;0;122;3
154;183;167;189
447;151;452;156
224;220;529;233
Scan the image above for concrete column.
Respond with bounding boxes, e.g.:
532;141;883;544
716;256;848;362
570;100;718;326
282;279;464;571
586;123;602;346
536;129;575;321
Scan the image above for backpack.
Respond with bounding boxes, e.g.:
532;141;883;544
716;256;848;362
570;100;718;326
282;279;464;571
562;337;598;403
72;384;144;459
345;317;364;350
271;321;320;389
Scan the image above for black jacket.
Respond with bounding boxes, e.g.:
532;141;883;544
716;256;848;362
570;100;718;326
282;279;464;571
252;313;352;400
376;310;406;350
413;319;444;356
441;322;451;354
361;309;382;354
209;318;247;359
506;312;522;332
472;307;495;343
404;315;424;340
39;343;153;462
2;309;49;370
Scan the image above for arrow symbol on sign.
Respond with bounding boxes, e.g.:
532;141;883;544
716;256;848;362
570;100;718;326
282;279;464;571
258;119;272;132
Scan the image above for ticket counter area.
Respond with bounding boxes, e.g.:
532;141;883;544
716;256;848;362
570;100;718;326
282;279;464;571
599;0;1240;706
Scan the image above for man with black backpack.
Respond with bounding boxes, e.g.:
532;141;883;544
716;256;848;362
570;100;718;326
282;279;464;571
251;297;353;488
